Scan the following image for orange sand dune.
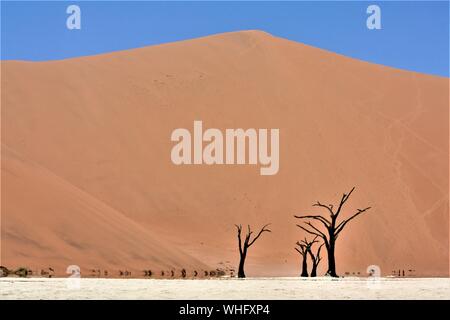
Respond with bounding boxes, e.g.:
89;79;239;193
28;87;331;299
1;30;448;276
1;145;208;276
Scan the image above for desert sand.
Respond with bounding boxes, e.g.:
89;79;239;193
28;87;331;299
1;30;448;277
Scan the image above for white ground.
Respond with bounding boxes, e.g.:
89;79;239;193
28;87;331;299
1;277;449;300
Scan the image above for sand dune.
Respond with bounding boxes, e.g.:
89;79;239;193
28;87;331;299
1;145;208;276
1;30;448;276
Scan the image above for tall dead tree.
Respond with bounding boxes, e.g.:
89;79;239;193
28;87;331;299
308;242;324;277
295;237;317;277
235;224;271;278
294;187;371;277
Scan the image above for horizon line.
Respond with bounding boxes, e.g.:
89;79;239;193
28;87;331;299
1;29;449;79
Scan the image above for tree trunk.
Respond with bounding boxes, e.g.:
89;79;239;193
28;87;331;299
326;242;337;277
301;255;308;277
310;264;317;277
309;252;318;277
238;252;246;278
308;250;318;277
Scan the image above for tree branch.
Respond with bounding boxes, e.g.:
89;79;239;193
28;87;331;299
312;202;334;217
304;221;327;239
335;187;355;218
295;242;307;255
300;236;319;249
307;242;324;265
248;224;271;247
335;206;371;236
294;214;331;229
316;243;324;264
296;224;323;239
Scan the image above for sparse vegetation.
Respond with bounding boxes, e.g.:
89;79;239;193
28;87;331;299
235;223;271;278
295;187;371;277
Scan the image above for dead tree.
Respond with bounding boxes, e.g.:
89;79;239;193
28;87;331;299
308;242;324;277
295;236;318;277
295;237;317;277
294;187;371;277
235;224;271;278
295;241;308;277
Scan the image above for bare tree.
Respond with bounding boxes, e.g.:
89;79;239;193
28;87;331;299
295;237;317;277
294;187;371;277
235;224;271;278
308;242;324;277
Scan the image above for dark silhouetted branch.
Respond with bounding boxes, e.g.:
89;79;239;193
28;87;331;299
335;207;371;236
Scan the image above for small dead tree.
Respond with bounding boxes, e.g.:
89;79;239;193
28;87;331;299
294;187;371;277
235;224;271;278
308;242;324;277
295;237;317;277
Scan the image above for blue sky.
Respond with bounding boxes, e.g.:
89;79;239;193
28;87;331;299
1;1;449;77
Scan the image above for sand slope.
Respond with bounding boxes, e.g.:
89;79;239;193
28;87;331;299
1;145;208;276
1;30;448;276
